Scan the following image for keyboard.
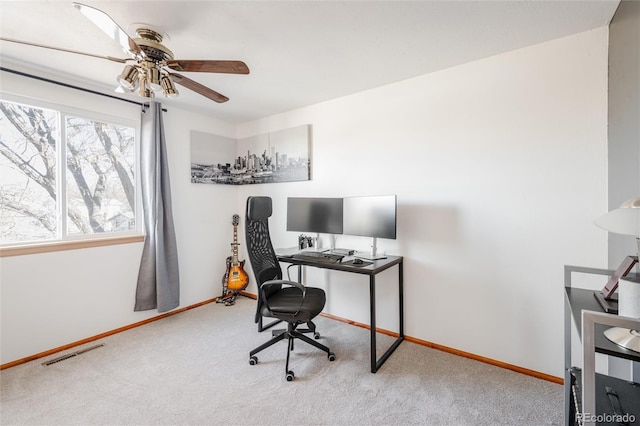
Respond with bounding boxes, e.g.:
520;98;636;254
292;252;344;264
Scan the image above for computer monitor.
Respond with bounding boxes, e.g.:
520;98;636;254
343;195;397;259
286;197;344;235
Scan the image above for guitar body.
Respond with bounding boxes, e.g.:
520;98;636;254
218;214;249;305
227;259;249;291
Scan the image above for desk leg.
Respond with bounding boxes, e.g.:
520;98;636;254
563;294;572;426
399;260;404;338
370;275;377;373
370;261;405;373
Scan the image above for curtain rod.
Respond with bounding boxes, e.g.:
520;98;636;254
0;67;166;111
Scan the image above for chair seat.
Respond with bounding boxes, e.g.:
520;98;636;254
261;286;326;323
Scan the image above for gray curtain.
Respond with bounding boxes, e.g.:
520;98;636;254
135;102;180;313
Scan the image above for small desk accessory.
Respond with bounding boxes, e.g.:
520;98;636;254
593;255;638;314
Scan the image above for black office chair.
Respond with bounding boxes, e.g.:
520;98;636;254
244;196;335;381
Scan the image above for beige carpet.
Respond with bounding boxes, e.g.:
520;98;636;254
0;296;562;425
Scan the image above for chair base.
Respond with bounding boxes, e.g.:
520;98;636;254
260;316;321;339
270;322;321;342
249;322;335;381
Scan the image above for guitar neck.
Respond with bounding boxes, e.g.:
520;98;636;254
231;224;240;262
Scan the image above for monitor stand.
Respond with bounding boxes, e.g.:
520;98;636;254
355;237;387;260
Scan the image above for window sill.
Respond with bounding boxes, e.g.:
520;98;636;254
0;235;145;258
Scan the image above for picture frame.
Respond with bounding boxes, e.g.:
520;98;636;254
190;124;311;185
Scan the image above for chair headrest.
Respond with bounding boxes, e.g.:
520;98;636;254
246;196;273;220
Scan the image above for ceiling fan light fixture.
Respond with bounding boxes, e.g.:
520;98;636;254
117;65;139;91
146;66;163;92
137;75;154;98
160;75;179;98
140;88;155;98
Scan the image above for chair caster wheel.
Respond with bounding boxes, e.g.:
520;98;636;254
286;371;295;381
328;352;336;361
314;332;320;339
249;356;258;365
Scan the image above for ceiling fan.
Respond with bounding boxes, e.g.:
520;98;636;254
0;2;249;103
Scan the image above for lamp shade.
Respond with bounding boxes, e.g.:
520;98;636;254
146;67;163;92
117;65;138;91
594;197;640;237
160;75;178;98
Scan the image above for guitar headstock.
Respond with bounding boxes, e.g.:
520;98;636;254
232;214;240;226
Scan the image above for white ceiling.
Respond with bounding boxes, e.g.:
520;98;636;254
0;1;620;123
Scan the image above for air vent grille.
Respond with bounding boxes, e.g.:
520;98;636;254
41;344;104;366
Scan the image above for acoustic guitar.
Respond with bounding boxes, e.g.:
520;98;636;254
218;214;249;305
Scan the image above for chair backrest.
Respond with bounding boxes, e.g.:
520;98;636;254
245;196;283;321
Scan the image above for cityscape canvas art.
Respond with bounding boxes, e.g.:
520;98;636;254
191;125;311;185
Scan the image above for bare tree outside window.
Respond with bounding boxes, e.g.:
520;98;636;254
0;100;137;244
65;116;136;235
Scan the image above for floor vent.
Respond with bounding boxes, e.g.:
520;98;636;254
41;344;104;366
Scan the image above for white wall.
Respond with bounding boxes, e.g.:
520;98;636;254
1;27;609;377
236;27;609;377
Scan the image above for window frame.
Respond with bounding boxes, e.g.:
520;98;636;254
0;92;143;250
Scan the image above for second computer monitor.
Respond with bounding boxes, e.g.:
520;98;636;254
342;195;397;240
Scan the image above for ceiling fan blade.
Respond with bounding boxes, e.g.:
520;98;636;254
0;37;128;64
73;3;143;58
170;73;229;103
166;60;250;75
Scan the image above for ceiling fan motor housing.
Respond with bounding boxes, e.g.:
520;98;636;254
134;28;174;62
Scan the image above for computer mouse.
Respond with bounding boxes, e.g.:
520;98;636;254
353;258;364;265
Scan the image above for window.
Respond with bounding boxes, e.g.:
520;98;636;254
0;98;139;245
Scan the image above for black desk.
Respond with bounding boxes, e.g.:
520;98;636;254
277;251;404;373
563;266;640;426
565;287;640;361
